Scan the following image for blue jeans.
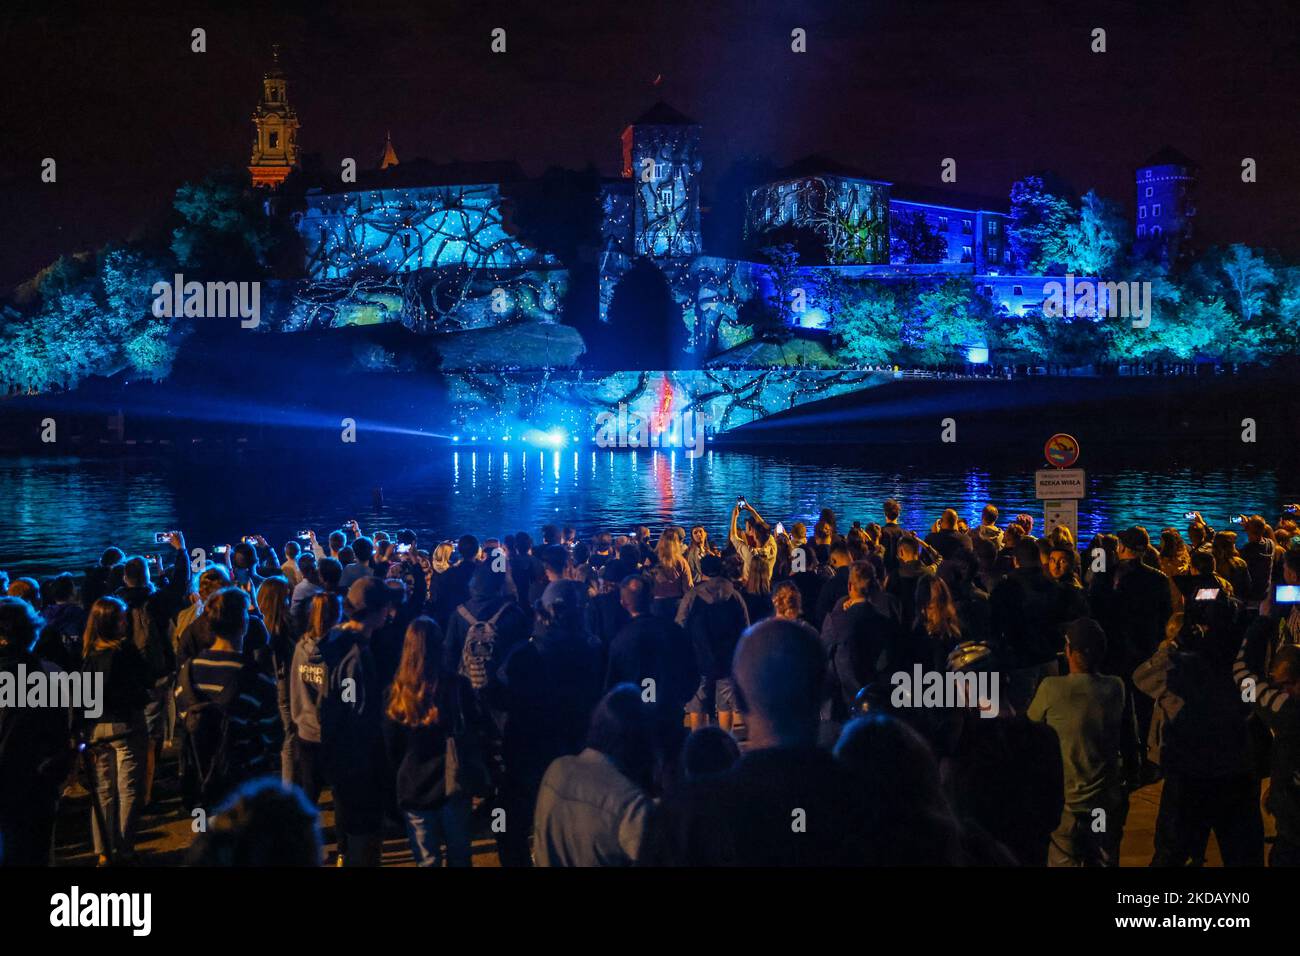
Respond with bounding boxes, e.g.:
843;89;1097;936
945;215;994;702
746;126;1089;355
403;795;472;867
89;721;146;858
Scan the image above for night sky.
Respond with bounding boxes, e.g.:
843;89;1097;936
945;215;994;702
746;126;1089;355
4;0;1300;288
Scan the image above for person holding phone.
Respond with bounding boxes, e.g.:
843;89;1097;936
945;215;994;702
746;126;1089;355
1233;584;1300;866
730;499;776;591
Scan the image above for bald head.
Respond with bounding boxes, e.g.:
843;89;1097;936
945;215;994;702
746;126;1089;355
732;619;824;747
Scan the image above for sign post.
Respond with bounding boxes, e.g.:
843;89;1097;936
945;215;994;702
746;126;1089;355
1042;499;1079;542
1038;433;1083;541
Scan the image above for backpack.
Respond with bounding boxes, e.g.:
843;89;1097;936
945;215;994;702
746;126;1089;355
177;660;241;809
457;604;508;690
130;603;174;682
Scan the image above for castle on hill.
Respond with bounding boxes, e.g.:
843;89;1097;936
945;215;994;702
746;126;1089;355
247;52;1196;359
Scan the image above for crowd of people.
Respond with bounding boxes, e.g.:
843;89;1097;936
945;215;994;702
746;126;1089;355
2;499;1299;868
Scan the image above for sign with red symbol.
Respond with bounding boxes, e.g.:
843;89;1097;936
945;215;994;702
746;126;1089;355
1044;433;1081;469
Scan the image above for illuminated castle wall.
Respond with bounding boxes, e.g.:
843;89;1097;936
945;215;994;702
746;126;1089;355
746;174;891;264
443;367;891;439
620;103;703;258
288;159;565;331
299;181;553;279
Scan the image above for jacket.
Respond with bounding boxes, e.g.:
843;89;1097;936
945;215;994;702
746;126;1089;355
675;577;750;680
1134;643;1254;776
319;623;383;779
290;629;329;744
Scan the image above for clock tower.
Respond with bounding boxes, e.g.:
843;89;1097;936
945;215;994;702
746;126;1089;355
249;45;300;188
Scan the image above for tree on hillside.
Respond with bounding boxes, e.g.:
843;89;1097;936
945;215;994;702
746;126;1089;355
1061;190;1127;275
1216;244;1275;324
832;282;904;364
1007;175;1076;273
909;279;990;365
890;210;949;265
171;170;277;278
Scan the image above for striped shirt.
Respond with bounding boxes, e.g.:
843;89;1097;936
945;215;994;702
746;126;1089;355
178;649;282;782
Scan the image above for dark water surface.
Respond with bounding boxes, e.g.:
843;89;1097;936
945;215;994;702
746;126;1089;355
1;448;1293;578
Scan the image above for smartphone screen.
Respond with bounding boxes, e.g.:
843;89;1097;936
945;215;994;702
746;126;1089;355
154;532;168;544
397;543;411;554
1276;585;1300;603
1194;588;1220;601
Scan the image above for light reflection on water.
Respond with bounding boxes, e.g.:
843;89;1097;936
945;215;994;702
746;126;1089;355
0;451;1290;578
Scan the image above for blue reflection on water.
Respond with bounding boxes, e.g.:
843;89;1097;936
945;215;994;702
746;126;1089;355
0;452;1290;578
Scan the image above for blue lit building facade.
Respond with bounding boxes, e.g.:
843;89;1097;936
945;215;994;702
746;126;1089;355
1134;147;1197;262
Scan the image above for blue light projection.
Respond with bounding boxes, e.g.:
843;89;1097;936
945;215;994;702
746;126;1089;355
442;368;889;442
747;176;890;264
299;183;556;279
625;124;702;258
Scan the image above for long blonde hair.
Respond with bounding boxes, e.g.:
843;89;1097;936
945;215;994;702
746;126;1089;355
431;543;454;574
386;616;444;728
657;531;684;566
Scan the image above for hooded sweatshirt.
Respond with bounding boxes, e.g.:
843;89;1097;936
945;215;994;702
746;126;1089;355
318;623;383;779
290;628;329;744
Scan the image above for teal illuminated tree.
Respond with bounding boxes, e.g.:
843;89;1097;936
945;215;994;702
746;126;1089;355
833;284;904;364
909;279;990;365
1007;175;1075;273
1060;190;1127;275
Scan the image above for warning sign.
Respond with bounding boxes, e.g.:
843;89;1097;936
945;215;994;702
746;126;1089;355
1043;499;1079;542
1035;468;1086;500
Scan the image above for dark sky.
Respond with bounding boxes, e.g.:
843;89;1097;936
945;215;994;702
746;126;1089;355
4;0;1300;288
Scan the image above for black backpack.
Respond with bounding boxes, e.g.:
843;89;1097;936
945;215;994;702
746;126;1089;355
177;660;241;809
129;601;175;682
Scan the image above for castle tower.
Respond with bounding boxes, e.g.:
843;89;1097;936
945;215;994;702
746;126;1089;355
1135;147;1197;260
620;102;702;258
379;131;399;169
249;45;300;188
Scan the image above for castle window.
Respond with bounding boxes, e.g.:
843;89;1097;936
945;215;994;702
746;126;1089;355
1145;170;1152;180
938;216;949;230
962;246;973;261
1152;203;1162;217
1139;206;1147;218
987;220;997;234
269;132;279;149
961;219;972;234
1012;285;1024;295
1137;224;1147;237
1144;187;1153;198
659;185;674;214
1152;225;1163;237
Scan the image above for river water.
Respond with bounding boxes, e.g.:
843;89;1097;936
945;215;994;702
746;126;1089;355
1;448;1292;579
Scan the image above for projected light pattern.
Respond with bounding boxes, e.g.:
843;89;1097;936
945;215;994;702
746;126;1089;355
300;184;554;279
623;122;702;258
748;175;890;264
277;266;568;331
443;368;888;441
